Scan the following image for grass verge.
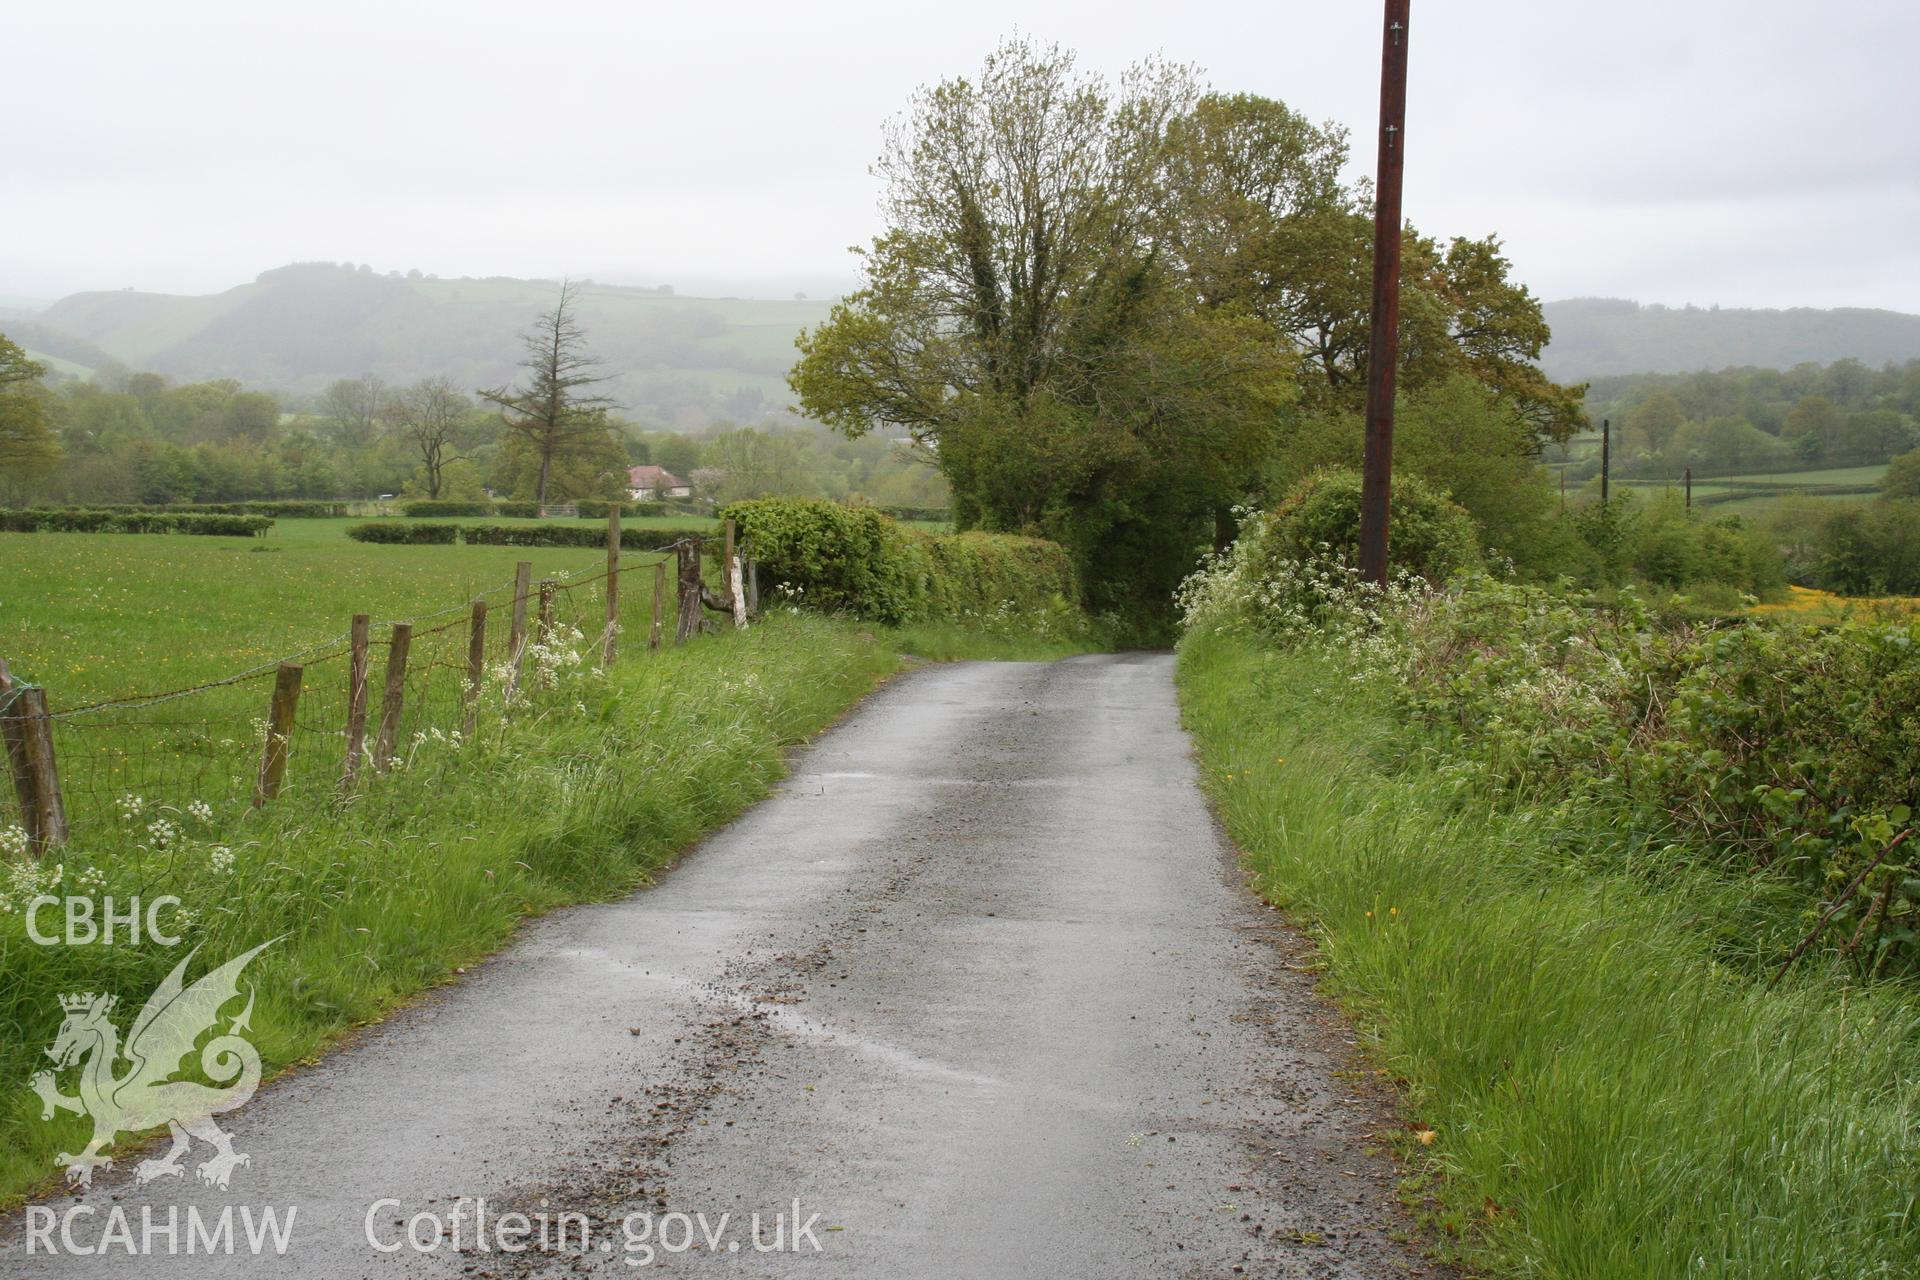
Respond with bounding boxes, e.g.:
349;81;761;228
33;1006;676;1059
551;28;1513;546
1177;629;1920;1278
0;612;897;1205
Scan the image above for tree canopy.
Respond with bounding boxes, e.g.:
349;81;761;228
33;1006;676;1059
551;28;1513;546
791;39;1578;621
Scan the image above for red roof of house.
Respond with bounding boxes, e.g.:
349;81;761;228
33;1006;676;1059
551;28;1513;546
627;465;684;488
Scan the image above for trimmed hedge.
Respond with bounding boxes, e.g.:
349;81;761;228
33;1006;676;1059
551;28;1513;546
720;498;1078;625
0;509;272;536
346;521;459;545
180;501;352;518
401;500;491;517
875;505;952;524
460;523;716;550
490;500;541;518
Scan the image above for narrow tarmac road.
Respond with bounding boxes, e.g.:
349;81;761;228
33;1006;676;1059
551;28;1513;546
4;655;1437;1279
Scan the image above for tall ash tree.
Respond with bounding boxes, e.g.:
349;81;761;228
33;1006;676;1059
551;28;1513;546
481;281;614;507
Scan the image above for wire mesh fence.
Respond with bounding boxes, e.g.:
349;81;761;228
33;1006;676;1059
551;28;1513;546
2;525;754;853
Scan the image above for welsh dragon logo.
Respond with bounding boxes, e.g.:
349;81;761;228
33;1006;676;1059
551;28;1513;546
28;940;274;1190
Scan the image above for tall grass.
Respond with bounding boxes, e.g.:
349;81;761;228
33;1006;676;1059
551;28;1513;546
0;613;897;1205
1178;630;1920;1278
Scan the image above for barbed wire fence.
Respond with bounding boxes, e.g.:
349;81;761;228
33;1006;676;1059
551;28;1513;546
1;516;762;855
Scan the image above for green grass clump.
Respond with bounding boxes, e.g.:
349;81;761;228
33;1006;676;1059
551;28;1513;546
1177;630;1920;1277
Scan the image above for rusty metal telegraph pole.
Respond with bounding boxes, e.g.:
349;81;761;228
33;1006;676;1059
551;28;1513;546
1358;0;1411;587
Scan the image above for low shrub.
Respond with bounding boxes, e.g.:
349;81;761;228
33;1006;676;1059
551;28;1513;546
346;521;459;545
1270;469;1481;581
721;498;1079;627
1810;499;1920;595
490;500;540;518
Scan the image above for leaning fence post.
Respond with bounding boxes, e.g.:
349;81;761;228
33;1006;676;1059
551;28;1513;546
505;559;533;703
463;598;488;735
537;579;557;645
373;622;411;773
1;660;66;852
675;541;702;643
342;613;370;789
253;661;303;807
603;506;621;666
650;558;667;649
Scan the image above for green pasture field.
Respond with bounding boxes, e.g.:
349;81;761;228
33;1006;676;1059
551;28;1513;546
0;517;714;704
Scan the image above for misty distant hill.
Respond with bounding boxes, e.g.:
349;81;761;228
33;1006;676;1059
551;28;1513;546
27;263;836;426
1540;297;1920;381
20;268;1920;416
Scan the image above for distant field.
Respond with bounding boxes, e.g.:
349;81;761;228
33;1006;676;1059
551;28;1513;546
1713;463;1889;487
0;517;713;706
19;347;93;379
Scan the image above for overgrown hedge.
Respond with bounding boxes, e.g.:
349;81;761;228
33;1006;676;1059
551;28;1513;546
0;509;273;536
346;521;459;545
460;523;716;550
720;498;1078;625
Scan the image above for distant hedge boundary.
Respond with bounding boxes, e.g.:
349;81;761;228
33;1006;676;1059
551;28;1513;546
398;498;713;520
346;522;718;549
719;498;1076;625
0;509;274;536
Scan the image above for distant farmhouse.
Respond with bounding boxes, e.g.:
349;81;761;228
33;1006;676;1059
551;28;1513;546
627;464;691;501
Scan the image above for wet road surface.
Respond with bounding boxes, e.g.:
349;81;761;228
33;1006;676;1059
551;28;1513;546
3;655;1437;1278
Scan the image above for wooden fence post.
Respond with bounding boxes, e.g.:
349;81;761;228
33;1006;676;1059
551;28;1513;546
603;507;621;666
0;660;36;838
0;661;66;852
745;558;760;616
537;579;557;645
506;560;533;698
342;614;370;789
729;554;748;629
15;687;66;851
463;598;488;735
721;519;737;607
253;661;303;807
650;559;667;650
373;623;411;773
675;542;702;643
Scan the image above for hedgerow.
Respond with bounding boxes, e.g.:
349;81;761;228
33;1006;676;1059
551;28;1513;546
459;523;715;550
0;510;272;537
1181;532;1920;979
346;521;459;545
720;498;1081;628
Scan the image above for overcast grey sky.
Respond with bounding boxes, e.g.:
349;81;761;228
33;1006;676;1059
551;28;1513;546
4;0;1916;309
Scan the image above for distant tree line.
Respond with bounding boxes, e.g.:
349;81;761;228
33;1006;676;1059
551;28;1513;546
1573;358;1920;479
0;327;945;510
